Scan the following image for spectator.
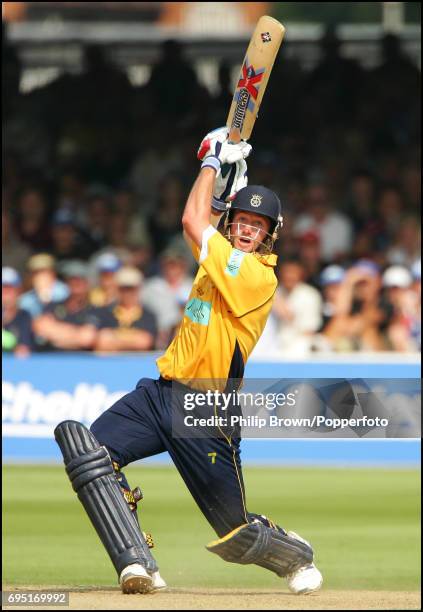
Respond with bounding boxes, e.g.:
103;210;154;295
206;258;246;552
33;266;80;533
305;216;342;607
32;261;97;351
113;185;151;251
148;173;185;255
20;254;69;318
82;189;113;252
148;39;201;121
2;267;33;356
2;207;32;277
102;211;153;274
211;61;233;125
107;212;132;251
294;181;353;262
93;267;157;352
128;139;182;213
387;216;421;268
56;167;86;212
319;265;346;331
382;266;419;352
345;170;376;233
305;27;365;125
89;252;121;308
323;261;387;351
155;242;194;308
128;241;154;276
373;185;406;253
14;187;51;251
274;210;298;262
143;242;194;348
272;259;323;356
401;162;421;209
51;209;93;262
297;230;322;288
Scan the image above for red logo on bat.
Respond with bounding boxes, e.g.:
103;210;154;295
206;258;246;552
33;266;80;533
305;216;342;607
237;59;265;101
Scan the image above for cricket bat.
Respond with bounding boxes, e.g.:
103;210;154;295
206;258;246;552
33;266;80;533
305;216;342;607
227;15;285;144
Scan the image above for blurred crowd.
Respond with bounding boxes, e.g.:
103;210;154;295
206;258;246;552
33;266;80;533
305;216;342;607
2;29;421;356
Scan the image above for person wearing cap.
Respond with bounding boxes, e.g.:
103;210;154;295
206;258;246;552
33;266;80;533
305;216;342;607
19;253;69;319
32;260;98;351
382;265;420;351
89;252;122;308
2;267;34;356
319;265;345;328
93;266;157;352
81;127;322;595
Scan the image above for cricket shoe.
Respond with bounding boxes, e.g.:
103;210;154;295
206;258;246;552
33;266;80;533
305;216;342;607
148;570;168;592
120;563;153;594
285;531;323;595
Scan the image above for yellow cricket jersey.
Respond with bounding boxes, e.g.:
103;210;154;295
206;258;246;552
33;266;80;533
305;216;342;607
157;226;277;389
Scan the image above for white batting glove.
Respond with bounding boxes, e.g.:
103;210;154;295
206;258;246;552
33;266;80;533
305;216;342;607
197;127;252;171
212;159;248;211
197;127;229;161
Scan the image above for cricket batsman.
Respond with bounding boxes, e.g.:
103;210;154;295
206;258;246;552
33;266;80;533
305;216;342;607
54;127;323;595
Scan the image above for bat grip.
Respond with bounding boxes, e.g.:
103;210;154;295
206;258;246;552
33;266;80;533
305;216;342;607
228;126;241;144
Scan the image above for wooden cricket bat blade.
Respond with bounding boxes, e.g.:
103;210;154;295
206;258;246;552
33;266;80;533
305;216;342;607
227;15;285;141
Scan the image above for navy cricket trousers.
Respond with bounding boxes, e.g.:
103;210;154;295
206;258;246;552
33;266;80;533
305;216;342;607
90;377;249;537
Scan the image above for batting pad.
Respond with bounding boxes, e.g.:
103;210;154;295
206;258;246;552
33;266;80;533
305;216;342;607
206;520;313;577
54;420;158;577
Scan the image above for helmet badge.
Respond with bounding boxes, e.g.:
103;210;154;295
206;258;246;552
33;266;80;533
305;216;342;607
250;194;262;207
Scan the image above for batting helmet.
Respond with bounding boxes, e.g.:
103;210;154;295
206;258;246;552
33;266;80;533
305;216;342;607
224;185;283;252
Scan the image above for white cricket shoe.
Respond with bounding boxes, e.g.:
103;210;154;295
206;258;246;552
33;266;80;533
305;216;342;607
286;562;323;595
120;563;153;594
149;570;168;592
285;531;323;595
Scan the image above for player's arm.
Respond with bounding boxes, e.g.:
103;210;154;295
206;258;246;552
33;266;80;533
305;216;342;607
182;167;216;247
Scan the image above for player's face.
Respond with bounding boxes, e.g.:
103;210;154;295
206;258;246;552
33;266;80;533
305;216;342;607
231;211;271;253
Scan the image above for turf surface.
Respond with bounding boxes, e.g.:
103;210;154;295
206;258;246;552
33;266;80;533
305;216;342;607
2;465;420;590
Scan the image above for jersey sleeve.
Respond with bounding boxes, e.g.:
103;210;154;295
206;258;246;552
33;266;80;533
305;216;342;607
183;211;222;262
200;227;277;317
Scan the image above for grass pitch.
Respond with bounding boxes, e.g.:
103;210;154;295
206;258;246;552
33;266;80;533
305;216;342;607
2;465;420;591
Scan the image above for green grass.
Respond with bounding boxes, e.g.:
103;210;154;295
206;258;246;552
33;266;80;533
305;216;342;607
2;465;421;590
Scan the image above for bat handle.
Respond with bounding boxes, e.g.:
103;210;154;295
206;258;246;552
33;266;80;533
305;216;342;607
228;126;241;144
221;127;242;177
